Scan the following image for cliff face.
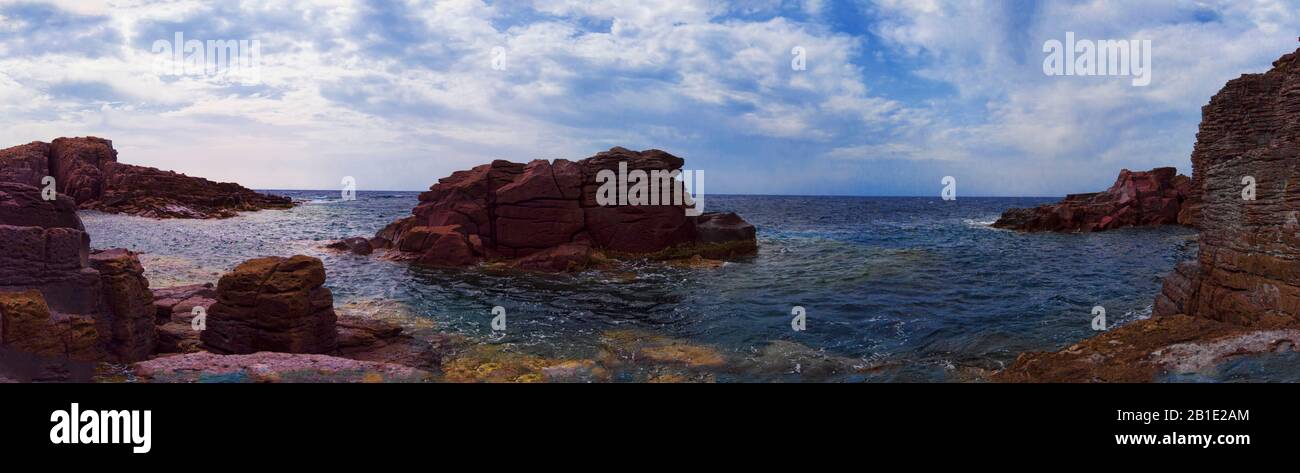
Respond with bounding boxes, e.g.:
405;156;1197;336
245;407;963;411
993;167;1193;232
1153;49;1300;325
996;48;1300;383
0;137;293;219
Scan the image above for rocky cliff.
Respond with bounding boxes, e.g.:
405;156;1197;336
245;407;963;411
993;167;1193;232
363;147;757;272
0;182;157;377
997;48;1300;382
0;137;293;219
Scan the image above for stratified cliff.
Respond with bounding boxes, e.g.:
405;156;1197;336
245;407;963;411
1153;49;1300;324
996;48;1300;382
0;137;293;219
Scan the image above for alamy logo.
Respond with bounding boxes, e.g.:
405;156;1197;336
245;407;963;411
1043;32;1151;87
152;32;262;84
50;403;152;454
595;162;704;216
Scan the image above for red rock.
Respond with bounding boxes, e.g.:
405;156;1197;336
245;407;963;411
992;167;1192;232
0;141;51;188
372;147;757;271
1;137;293;219
88;249;156;362
0;290;99;360
201;256;338;354
325;237;373;255
131;351;432;383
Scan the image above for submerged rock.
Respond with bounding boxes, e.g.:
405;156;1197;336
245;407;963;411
993;167;1192;232
361;147;757;272
0;136;293;219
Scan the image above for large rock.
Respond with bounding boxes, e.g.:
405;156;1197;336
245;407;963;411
1;137;293;219
368;147;757;271
0;290;99;360
1154;49;1300;326
0;182;155;362
993;167;1193;232
200;256;338;354
89;249;156;361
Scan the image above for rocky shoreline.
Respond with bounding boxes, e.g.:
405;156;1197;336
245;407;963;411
995;48;1300;382
0;143;769;382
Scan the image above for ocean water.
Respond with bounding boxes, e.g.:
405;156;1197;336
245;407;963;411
82;191;1205;382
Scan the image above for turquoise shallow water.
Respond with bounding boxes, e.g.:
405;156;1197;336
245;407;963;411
81;191;1224;382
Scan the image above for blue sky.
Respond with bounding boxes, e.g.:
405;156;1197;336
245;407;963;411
1;0;1297;196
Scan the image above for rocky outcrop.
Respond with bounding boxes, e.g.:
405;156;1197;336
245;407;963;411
1151;49;1300;326
363;147;757;272
993;167;1193;232
0;290;99;360
0;137;293;219
997;49;1300;383
200;256;338;354
132;351;432;383
325;237;373;256
0;182;156;362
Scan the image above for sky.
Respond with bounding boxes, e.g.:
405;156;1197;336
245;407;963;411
0;0;1297;196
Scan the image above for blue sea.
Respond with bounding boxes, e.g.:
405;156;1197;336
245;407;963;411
81;191;1227;382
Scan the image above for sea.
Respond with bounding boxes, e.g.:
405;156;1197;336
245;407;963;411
80;191;1288;382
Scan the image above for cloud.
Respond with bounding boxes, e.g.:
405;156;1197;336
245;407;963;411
0;0;1296;195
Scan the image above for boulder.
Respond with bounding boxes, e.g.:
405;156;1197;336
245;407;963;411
89;249;156;362
325;237;373;255
0;290;99;360
201;256;338;354
993;167;1192;232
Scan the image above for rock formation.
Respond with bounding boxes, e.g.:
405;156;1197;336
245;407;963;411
0;182;156;363
0;290;99;360
997;48;1300;382
151;283;217;354
361;147;757;271
200;256;338;354
993;167;1193;232
0;137;293;219
1151;49;1300;325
